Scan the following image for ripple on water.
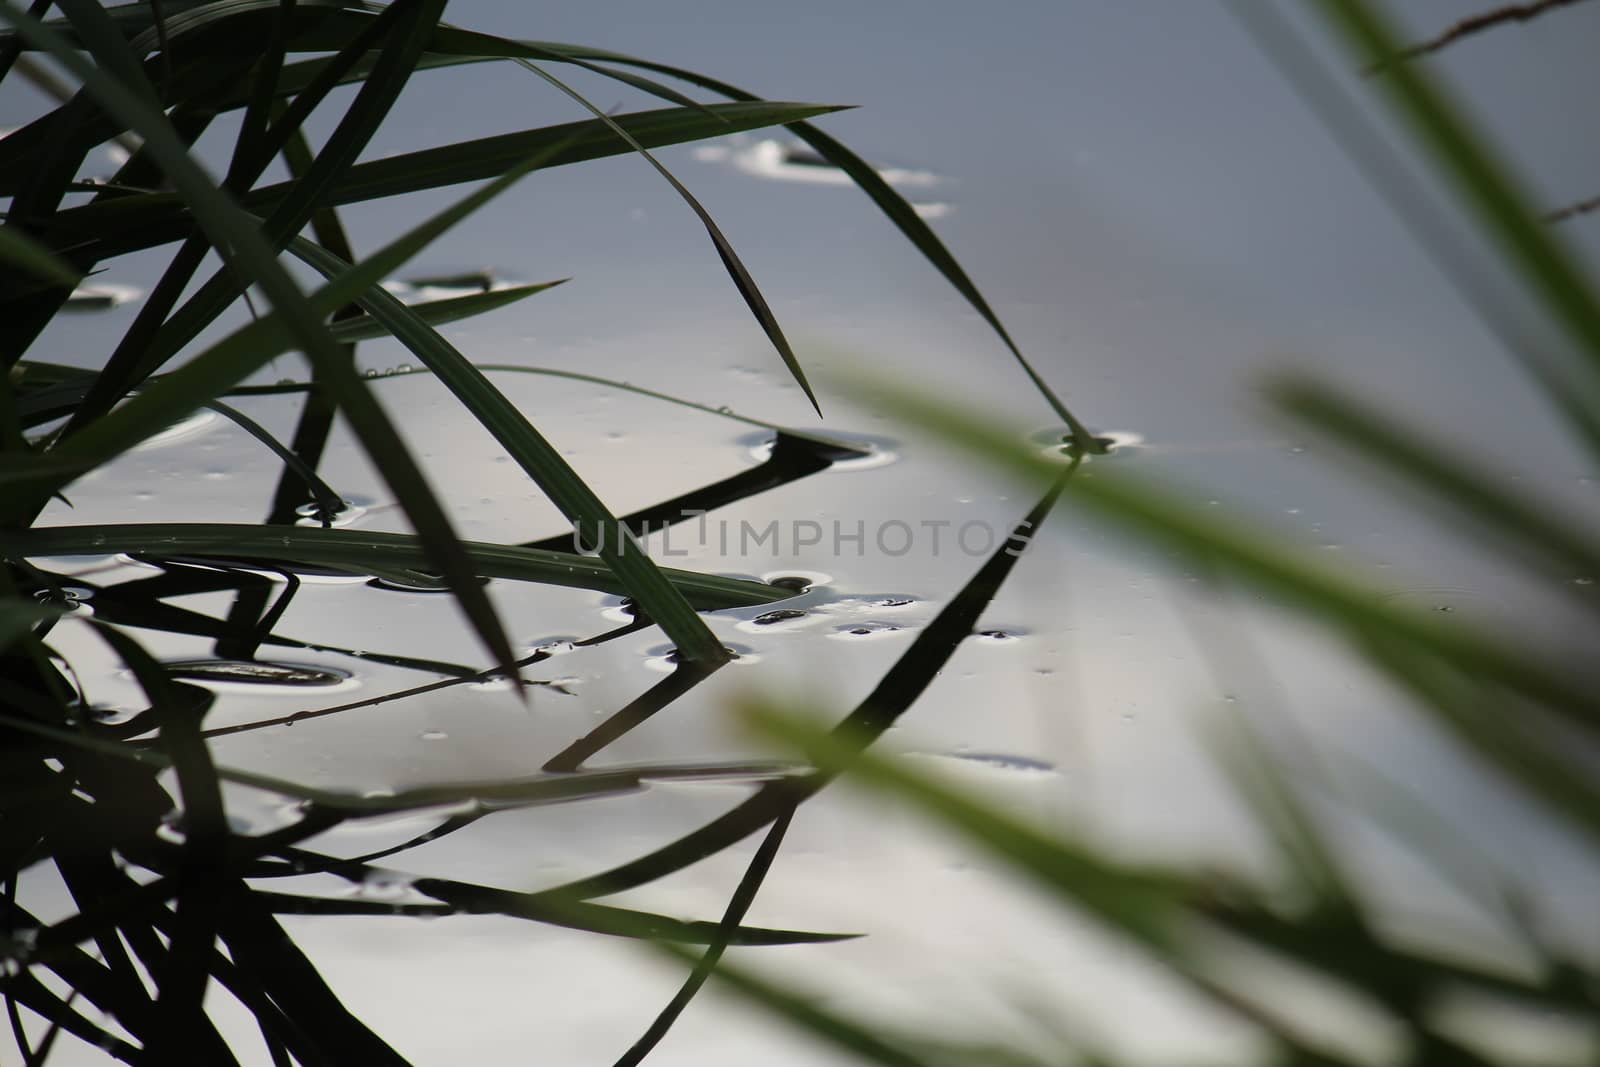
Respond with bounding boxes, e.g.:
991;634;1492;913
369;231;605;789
911;750;1059;776
1029;425;1144;459
827;621;904;641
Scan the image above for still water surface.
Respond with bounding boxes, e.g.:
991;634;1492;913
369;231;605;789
8;1;1600;1062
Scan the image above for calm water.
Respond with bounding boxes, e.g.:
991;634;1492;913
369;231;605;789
7;1;1600;1062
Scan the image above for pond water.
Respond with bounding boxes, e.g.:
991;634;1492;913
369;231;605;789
7;1;1600;1064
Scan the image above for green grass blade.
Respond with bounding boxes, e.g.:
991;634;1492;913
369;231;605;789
0;523;785;609
0;225;81;286
328;280;566;343
129;0;445;390
509;57;823;415
858;379;1600;727
284;234;730;665
746;704;1184;949
48;132;575;474
527;40;1099;448
1271;374;1600;586
0;0;521;685
652;940;938;1067
1315;0;1600;388
530;482;1071;902
45;102;846;258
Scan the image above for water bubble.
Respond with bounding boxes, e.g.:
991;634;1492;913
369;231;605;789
364;368;379;378
526;638;577;657
397;363;414;373
716;405;733;414
1575;577;1595;586
419;730;448;742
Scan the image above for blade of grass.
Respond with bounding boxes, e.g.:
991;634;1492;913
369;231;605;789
327;279;567;343
0;524;786;608
856;377;1600;728
283;234;730;665
0;0;521;687
530;479;1072;902
522;38;1099;448
0;226;81;287
1270;373;1600;587
1315;0;1600;386
88;622;226;1060
614;809;796;1067
44;102;847;259
509;57;824;416
1227;0;1600;463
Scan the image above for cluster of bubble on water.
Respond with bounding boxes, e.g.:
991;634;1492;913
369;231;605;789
294;496;370;528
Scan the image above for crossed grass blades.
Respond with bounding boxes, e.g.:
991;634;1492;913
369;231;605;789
696;3;1600;1065
0;1;1099;1063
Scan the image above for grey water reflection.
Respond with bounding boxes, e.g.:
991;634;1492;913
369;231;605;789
7;0;1600;1063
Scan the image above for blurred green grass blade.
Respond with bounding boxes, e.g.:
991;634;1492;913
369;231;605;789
531;483;1071;902
510;58;822;416
1315;0;1600;387
1358;634;1600;847
746;705;1184;948
0;226;81;287
1203;712;1352;905
617;811;795;1067
0;599;60;650
525;40;1098;447
653;941;937;1067
1227;2;1600;465
51;0;161;111
862;380;1599;726
284;235;730;665
328;280;566;342
0;523;785;608
0;0;521;686
1271;374;1600;587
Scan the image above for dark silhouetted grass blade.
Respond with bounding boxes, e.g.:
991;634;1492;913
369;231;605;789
0;524;786;609
327;279;567;342
0;0;521;687
284;235;732;664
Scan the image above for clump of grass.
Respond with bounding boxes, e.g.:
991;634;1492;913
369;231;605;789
0;1;1096;1063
